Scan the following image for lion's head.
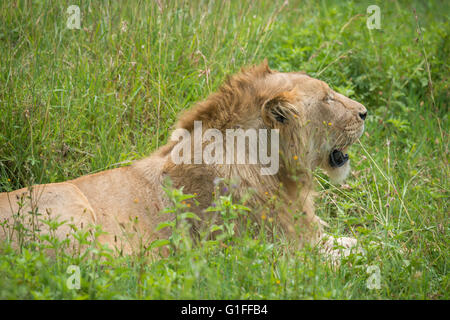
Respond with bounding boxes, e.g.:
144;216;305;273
170;60;367;190
259;66;367;184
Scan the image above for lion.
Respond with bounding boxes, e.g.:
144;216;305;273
0;60;367;257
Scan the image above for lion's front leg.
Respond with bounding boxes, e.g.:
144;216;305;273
276;211;323;248
276;187;324;248
318;234;361;265
276;186;359;263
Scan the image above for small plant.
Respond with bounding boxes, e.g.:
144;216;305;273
204;180;252;243
155;181;201;255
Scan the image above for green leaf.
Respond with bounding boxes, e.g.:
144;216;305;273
155;221;175;231
179;212;201;221
209;225;223;232
149;239;170;249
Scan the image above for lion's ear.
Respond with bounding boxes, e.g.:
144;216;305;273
261;91;297;127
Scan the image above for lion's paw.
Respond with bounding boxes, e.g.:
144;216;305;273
318;235;363;265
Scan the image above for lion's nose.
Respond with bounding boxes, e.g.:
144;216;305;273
359;112;367;120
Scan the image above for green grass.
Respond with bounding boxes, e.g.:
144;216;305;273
0;0;448;299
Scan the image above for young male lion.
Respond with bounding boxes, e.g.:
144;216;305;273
0;60;367;256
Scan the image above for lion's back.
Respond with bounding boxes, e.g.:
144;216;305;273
0;182;97;246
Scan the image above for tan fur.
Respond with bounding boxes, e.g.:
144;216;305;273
0;60;367;255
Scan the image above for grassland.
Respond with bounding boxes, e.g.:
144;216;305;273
0;0;448;299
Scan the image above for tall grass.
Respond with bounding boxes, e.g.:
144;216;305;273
0;0;448;299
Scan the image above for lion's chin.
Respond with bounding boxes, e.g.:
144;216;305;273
326;159;351;185
322;148;351;185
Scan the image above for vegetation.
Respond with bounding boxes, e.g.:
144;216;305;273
0;0;448;299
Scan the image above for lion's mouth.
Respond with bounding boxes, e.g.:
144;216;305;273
329;149;349;168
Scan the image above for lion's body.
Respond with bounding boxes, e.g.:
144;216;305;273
0;61;367;255
0;155;171;254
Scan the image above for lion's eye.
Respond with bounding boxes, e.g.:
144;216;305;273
325;95;334;103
